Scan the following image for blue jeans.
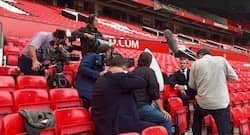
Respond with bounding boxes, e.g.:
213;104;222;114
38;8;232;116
192;104;231;135
137;104;173;135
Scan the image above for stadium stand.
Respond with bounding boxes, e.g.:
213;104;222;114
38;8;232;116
1;0;250;134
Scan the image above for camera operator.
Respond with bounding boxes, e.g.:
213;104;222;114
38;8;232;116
71;14;103;57
74;44;112;109
18;29;67;75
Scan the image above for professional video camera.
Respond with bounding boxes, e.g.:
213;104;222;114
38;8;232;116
96;49;135;68
69;32;135;68
42;43;80;89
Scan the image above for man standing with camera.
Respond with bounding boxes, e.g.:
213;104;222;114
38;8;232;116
74;44;112;109
18;29;67;75
71;14;103;57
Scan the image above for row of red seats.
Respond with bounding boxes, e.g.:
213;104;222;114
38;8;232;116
2;109;168;135
230;92;250;107
205;106;250;135
228;82;250;93
0;75;47;91
1;107;94;135
0;88;82;115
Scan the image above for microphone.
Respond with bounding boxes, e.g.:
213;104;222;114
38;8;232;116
163;29;197;60
163;29;179;54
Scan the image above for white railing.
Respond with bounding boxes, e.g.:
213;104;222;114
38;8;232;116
140;24;249;54
61;8;79;21
142;26;163;36
0;0;29;15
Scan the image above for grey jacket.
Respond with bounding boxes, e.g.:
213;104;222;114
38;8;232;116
19;109;55;135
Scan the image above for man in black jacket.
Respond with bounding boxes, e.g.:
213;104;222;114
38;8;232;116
169;57;196;105
92;56;154;135
71;14;103;57
133;52;173;135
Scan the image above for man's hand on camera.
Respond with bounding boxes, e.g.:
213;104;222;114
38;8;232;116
32;60;41;71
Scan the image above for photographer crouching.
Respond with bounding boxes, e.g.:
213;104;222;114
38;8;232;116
18;29;67;75
74;44;112;109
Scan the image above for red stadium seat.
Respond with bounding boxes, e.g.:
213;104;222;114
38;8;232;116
238;92;249;106
54;108;94;135
243;106;250;120
1;113;26;135
49;88;82;110
163;85;180;98
142;126;168;135
230;93;241;107
204;115;218;135
0;76;15;91
1;113;55;135
119;133;140;135
16;75;48;90
13;89;50;111
231;107;250;135
6;54;19;66
0;66;19;76
0;91;14;117
167;97;188;134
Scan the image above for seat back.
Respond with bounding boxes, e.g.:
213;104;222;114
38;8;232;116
142;126;168;135
164;85;180;98
1;113;55;135
176;108;189;133
49;88;82;109
17;75;48;90
1;113;26;135
239;119;250;135
0;91;14;116
54;108;94;135
6;54;19;66
167;97;184;115
0;76;15;91
231;107;245;127
13;89;50;111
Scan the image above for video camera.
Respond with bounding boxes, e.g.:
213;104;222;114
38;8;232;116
96;49;135;68
42;43;80;89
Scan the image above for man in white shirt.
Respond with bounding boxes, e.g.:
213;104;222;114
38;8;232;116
189;48;238;135
18;29;67;75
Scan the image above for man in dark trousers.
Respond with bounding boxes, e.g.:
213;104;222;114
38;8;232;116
169;57;196;105
74;44;112;109
92;56;155;135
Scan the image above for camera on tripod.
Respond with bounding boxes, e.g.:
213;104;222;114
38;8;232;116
42;43;80;89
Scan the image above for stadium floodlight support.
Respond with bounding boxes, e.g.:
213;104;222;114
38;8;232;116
0;22;4;66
